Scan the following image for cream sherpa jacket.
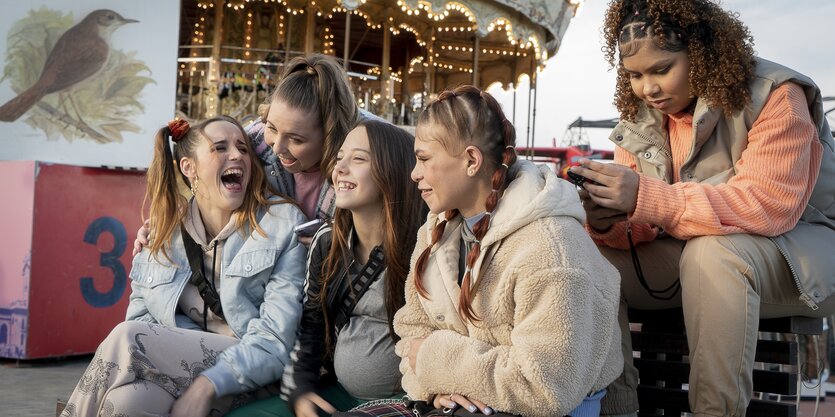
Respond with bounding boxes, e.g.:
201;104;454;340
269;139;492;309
394;160;623;417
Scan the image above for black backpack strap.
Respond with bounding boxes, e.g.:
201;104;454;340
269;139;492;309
332;246;386;331
181;227;224;320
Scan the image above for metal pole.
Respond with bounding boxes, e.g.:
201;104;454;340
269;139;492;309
525;56;533;151
206;0;224;118
401;46;410;124
428;28;436;94
284;13;292;68
511;44;518;126
304;6;315;54
472;36;479;87
186;72;193;117
382;22;391;120
531;65;538;152
197;76;204;118
343;12;351;70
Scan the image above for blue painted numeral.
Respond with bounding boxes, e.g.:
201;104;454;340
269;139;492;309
80;217;127;308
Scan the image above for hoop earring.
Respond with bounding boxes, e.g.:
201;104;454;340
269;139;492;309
190;177;199;196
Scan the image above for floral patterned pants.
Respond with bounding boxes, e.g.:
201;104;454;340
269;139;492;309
60;321;279;417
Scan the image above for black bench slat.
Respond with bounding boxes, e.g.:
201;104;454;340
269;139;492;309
634;358;689;384
753;368;797;395
755;340;798;365
634;359;796;395
637;386;797;416
628;309;685;326
631;331;688;355
758;316;823;335
636;386;689;412
747;398;797;417
633;331;799;365
629;309;822;335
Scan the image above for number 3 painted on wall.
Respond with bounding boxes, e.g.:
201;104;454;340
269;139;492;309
80;217;128;308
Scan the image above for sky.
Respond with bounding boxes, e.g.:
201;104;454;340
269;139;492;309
488;0;835;151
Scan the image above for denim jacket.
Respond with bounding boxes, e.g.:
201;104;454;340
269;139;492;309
126;196;308;396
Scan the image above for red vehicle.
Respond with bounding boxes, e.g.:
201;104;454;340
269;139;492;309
517;145;614;180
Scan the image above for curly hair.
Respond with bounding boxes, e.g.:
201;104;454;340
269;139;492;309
602;0;756;121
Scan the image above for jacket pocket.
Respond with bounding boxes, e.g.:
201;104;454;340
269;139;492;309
226;248;276;278
129;260;179;289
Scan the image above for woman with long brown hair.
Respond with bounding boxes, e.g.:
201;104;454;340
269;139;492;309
394;85;622;417
61;116;308;417
229;120;425;416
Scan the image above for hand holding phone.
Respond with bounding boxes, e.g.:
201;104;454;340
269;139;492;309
293;219;324;238
567;169;599;188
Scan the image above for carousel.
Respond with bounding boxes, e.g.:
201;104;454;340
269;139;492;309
176;0;582;143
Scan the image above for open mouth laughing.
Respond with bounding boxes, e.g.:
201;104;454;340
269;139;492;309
220;167;244;192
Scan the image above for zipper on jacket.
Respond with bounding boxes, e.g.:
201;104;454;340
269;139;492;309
768;237;818;310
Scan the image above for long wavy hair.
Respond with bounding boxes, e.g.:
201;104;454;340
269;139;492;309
263;54;359;177
143;116;273;261
603;0;756;121
412;85;517;324
318;120;426;354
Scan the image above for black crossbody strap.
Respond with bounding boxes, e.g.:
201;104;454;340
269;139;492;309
181;227;225;320
332;247;386;330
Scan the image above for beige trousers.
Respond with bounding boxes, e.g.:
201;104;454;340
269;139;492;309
599;234;835;417
60;321;278;417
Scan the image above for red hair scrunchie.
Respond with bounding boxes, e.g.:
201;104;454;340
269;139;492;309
168;119;190;143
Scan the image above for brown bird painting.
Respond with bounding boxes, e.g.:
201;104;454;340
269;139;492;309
0;9;138;122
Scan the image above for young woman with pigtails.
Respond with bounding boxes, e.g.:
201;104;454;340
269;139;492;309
393;85;623;417
61;116;308;417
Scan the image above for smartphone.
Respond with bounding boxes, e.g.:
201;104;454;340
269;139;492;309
293;219;324;238
567;170;598;188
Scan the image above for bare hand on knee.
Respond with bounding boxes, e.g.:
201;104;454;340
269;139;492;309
294;392;336;417
170;375;215;417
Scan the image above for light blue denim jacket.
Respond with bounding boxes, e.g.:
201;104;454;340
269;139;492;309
126;196;307;397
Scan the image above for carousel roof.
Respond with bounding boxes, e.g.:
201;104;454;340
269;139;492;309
181;0;582;90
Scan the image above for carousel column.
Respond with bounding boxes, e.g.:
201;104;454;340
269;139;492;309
285;13;292;66
471;35;479;87
426;28;436;95
206;0;224;118
343;12;351;70
304;6;315;54
186;71;193;117
400;47;410;124
531;60;538;150
511;44;518;126
525;53;534;150
381;23;392;121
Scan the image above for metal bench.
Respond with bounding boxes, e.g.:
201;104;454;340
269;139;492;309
628;308;823;417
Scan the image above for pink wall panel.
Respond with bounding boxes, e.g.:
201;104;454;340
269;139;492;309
0;161;36;358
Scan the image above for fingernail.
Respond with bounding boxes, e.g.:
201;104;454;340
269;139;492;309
467;406;477;413
485;407;494;415
448;401;457;408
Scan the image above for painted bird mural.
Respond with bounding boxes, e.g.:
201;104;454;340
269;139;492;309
0;9;138;122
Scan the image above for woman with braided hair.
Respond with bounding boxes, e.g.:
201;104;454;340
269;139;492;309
570;1;835;416
394;85;623;417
